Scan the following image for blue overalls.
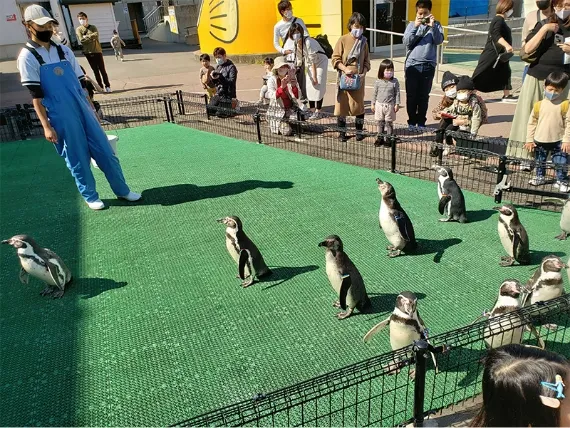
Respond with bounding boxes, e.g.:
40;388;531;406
25;42;130;203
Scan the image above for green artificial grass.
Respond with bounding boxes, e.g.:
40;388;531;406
0;123;567;426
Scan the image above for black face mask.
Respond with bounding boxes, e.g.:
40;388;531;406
33;28;52;43
537;0;551;10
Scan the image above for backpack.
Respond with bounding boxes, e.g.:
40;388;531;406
314;34;333;58
474;92;489;125
533;99;570;118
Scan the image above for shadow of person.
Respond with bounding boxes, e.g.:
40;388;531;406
66;277;128;299
466;209;496;223
410;238;463;263
104;180;294;207
261;265;319;290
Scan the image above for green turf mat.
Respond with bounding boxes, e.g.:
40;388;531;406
0;123;567;426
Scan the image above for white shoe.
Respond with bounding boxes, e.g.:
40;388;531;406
529;176;546;186
87;199;105;210
121;58;124;62
105;87;112;93
118;191;142;201
554;181;570;192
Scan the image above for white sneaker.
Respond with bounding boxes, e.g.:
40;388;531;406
87;199;105;210
555;181;570;192
118;191;142;201
309;111;321;120
121;58;124;62
529;176;546;186
520;161;532;171
105;87;112;93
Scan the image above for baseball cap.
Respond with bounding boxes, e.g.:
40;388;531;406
24;5;59;25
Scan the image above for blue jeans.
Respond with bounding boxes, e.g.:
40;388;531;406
405;63;435;127
522;64;529;83
534;142;569;182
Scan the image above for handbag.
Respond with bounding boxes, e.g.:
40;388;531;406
338;37;363;91
491;34;513;68
520;12;545;64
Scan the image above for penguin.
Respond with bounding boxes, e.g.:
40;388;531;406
482;280;524;349
317;235;371;319
521;255;567;330
544;198;570;240
493;204;530;267
2;234;72;298
216;216;272;287
377;178;417;257
432;165;467;223
363;291;438;376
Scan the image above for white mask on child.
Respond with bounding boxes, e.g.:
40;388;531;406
292;33;301;41
456;92;469;101
445;88;457;98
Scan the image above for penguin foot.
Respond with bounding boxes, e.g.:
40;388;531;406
388;250;402;258
241;278;255;288
336;308;353;320
52;290;65;299
499;257;515;267
555;232;568;240
544;323;559;331
386;245;396;250
40;286;54;296
409;368;416;380
438;217;451;222
333;300;341;308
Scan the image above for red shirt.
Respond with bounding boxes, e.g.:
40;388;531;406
276;84;299;109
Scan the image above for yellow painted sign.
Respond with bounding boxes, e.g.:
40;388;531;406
169;6;179;35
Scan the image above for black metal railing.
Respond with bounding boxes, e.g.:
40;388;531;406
1;91;568;212
172;294;570;427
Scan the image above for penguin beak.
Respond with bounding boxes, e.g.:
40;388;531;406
376;178;383;184
216;218;225;224
1;239;10;245
492;206;503;213
317;241;326;247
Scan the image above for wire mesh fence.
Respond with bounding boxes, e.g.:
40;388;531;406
172;294;570;427
1;91;568;211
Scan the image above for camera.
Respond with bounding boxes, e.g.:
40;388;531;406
421;17;430;25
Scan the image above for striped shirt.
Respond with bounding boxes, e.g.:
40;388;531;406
372;78;400;106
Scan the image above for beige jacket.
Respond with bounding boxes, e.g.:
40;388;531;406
527;98;570;143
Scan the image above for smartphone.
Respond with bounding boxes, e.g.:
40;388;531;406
555;33;564;44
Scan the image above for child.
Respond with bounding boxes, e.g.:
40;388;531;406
258;57;274;105
371;59;400;147
199;53;216;100
110;30;125;61
525;71;570;193
80;65;108;124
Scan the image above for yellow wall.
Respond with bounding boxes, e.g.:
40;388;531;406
407;0;450;27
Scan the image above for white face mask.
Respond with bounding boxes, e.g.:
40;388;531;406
79;19;87;25
292;33;301;41
556;9;570;19
283;10;293;19
456;92;469;101
445;88;457;98
277;68;288;77
215;57;224;65
351;28;363;38
505;9;514;17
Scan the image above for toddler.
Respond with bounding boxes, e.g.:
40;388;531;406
371;59;400;147
199;53;216;100
110;30;125;61
259;57;274;105
525;71;570;193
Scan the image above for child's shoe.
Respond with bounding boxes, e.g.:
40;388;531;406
554;181;570;192
529;176;546;186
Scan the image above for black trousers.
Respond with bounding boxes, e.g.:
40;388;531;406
207;95;235;117
405;63;435;127
309;99;323;109
85;52;110;88
337;114;365;134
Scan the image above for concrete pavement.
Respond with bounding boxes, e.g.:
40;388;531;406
0;39;517;138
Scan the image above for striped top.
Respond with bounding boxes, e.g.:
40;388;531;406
372;78;400;106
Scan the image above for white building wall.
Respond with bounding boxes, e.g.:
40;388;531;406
0;0;28;60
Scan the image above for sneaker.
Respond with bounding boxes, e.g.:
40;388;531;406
529;176;546;186
520;161;532;172
121;58;124;62
105;87;112;93
309;111;321;120
87;199;105;210
118;191;142;202
554;181;570;192
502;95;518;103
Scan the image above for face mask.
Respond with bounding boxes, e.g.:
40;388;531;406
278;68;288;77
34;29;53;43
536;0;550;10
215;57;224;65
351;28;363;38
505;9;513;17
445;88;457;98
545;90;560;100
456;92;469;101
383;71;393;79
79;19;87;26
292;33;301;41
283;10;293;19
556;9;570;19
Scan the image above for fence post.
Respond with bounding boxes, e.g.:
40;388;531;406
296;110;302;139
204;94;211;120
167;97;175;123
390;135;397;173
390;34;393;62
412;340;429;427
162;97;171;123
254;110;263;144
495;155;507;204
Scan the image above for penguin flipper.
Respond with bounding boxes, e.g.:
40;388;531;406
238;249;255;281
339;274;351;311
19;268;29;284
394;213;413;243
363;317;391;343
46;261;65;290
438;194;451;215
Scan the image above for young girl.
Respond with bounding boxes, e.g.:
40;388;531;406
470;344;570;427
258;57;274;105
371;59;400;147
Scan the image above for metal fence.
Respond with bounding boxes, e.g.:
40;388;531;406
1;91;568;211
172;294;570;427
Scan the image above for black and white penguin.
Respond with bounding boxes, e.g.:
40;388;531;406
432;165;467;223
318;235;371;319
363;291;437;375
377;178;417;257
217;216;272;287
493;204;530;267
545;198;570;240
2;234;72;298
482;279;524;349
